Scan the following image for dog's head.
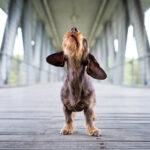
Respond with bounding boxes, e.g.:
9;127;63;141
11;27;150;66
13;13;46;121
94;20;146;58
46;27;107;80
62;27;88;60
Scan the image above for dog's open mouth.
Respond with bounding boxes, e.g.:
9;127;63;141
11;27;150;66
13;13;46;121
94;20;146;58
70;34;79;47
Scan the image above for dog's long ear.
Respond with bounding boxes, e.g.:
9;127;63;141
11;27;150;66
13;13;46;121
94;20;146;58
86;53;107;80
46;51;65;67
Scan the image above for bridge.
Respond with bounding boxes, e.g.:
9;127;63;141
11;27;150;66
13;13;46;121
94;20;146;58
0;0;150;149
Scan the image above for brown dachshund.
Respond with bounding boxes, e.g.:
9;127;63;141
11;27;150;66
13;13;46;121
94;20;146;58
46;27;107;136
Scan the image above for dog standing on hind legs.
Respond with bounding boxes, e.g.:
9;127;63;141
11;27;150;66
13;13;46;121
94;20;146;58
46;27;107;137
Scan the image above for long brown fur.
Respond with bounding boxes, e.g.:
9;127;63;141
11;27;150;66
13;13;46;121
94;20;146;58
62;31;88;60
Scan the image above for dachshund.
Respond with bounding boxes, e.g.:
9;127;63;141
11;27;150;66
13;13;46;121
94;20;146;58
46;27;107;136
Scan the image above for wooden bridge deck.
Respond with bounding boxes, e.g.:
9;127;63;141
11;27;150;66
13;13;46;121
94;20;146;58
0;82;150;149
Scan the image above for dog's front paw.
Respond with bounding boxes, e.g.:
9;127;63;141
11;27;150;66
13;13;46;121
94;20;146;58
86;126;101;137
60;124;74;135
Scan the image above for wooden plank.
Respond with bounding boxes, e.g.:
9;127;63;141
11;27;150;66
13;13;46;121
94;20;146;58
0;141;150;149
1;111;150;119
0;128;150;142
0;119;150;135
0;141;101;149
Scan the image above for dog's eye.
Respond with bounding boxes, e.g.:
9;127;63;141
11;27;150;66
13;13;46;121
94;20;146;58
81;59;88;66
64;55;68;61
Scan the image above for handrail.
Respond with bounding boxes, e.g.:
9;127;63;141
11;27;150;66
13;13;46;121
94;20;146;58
0;51;49;73
107;53;150;85
108;53;150;70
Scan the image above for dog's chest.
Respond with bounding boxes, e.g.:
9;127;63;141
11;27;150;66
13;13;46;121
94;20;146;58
63;89;91;111
65;100;87;112
61;77;93;112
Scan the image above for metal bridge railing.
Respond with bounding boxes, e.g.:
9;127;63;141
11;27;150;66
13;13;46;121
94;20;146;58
1;50;149;87
0;52;57;86
108;54;150;86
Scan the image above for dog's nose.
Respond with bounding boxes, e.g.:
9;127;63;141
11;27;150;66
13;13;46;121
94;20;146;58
71;27;78;33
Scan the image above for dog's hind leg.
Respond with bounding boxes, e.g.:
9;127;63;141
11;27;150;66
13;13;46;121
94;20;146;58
60;106;74;135
84;107;100;137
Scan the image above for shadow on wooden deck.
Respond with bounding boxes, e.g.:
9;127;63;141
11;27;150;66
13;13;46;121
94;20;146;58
0;82;150;149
